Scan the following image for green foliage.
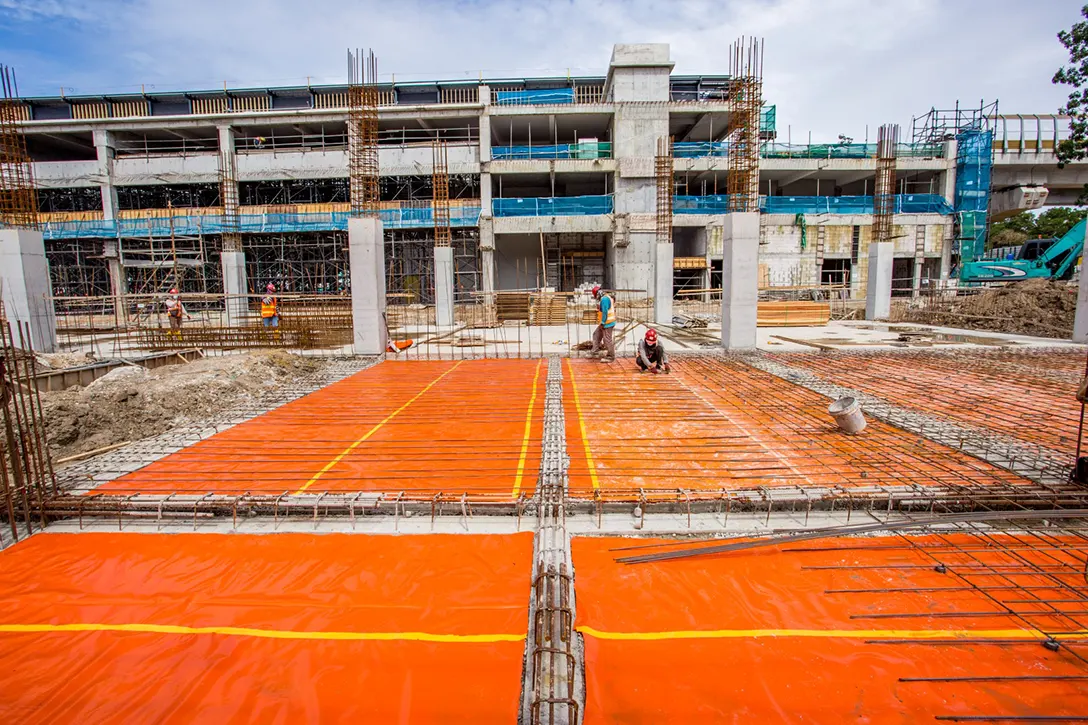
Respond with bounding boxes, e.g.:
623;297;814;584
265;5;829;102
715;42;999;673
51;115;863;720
989;208;1088;249
1054;5;1088;167
1035;206;1088;237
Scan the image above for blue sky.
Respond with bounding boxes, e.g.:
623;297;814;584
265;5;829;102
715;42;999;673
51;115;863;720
0;0;1083;141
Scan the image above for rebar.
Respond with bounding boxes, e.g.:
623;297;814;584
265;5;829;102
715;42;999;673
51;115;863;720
0;64;38;230
873;124;898;246
347;48;380;218
726;38;763;212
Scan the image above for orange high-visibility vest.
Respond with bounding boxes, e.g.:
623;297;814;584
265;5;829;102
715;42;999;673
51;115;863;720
261;295;278;318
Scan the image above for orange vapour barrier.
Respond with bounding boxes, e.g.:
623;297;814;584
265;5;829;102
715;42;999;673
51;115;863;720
573;535;1088;723
0;532;533;723
775;350;1085;455
104;358;545;497
564;357;1028;498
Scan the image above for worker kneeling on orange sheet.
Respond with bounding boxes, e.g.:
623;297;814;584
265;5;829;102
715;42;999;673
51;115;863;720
636;328;671;374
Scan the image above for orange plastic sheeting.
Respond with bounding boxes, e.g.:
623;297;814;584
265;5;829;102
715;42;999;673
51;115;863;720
105;358;544;496
564;358;1028;497
0;532;533;723
573;535;1088;723
775;350;1085;455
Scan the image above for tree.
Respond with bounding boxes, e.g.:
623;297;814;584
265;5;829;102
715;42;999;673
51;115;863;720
1055;5;1088;169
1034;206;1088;237
988;208;1088;250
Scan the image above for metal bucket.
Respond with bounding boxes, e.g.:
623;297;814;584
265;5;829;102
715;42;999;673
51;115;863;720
828;396;866;435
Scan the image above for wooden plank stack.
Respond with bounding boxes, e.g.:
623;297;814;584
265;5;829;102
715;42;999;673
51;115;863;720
529;294;568;326
495;292;530;322
757;301;831;327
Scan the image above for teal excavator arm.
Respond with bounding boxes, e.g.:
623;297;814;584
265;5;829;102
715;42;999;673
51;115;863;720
959;218;1087;282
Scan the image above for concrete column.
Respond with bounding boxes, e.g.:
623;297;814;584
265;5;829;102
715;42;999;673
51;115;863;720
480;218;496;296
93;129;119;222
221;251;249;326
940;139;958;207
434;245;455;327
348;217;387;355
0;230;56;353
866;241;894;321
721;213;759;350
102;240;127;322
480;172;493;217
478;86;491;164
654;242;673;325
217;126;241;250
1072;222;1088;342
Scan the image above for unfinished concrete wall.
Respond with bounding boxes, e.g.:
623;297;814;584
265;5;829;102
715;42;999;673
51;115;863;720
348;217;387;355
495;234;544;290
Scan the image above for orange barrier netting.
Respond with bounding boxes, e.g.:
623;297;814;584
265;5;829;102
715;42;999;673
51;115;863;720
101;358;545;497
0;532;533;723
564;357;1029;498
774;350;1086;456
572;535;1088;723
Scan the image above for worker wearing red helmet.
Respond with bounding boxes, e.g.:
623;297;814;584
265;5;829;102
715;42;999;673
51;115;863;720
637;328;670;374
261;283;280;328
589;284;616;362
164;287;190;338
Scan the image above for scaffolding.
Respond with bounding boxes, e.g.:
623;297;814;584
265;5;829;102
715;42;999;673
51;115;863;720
727;38;763;213
655;136;673;245
347;49;380;218
0;65;38;230
432;140;451;248
873;124;898;246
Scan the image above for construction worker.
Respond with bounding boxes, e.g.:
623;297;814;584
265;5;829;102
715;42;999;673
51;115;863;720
589;284;616;362
636;328;671;374
261;283;280;328
164;288;190;338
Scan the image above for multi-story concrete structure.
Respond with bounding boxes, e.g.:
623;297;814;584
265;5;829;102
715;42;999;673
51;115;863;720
14;43;1084;304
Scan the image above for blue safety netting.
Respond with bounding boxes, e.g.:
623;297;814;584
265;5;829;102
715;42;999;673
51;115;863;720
491;142;612;160
761;194;952;215
672;142;729;158
494;88;575;106
674;195;732;213
492;195;613;217
953;129;993;264
760;143;944;159
41;206;483;240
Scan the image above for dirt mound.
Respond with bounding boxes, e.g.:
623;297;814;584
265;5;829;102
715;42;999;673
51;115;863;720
901;279;1077;338
42;351;328;462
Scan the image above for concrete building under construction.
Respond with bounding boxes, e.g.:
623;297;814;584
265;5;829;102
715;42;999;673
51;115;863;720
14;42;1084;308
1;40;1088;725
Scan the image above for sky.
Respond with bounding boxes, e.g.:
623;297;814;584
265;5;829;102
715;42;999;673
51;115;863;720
0;0;1083;142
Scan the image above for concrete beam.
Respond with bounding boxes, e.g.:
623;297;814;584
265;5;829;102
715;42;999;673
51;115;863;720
721;213;759;350
348;217;388;355
0;229;56;353
865;241;894;321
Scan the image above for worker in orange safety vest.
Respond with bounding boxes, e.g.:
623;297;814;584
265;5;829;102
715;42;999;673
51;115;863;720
261;283;279;328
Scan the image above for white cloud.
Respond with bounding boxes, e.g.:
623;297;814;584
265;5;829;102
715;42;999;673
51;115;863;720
6;0;1085;141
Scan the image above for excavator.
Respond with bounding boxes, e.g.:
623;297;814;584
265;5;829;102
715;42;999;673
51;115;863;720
959;218;1087;283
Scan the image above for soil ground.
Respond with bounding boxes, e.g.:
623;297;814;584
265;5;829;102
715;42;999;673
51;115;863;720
40;351;329;461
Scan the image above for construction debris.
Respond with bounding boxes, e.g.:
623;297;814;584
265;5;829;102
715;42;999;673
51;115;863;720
897;279;1077;338
41;351;329;461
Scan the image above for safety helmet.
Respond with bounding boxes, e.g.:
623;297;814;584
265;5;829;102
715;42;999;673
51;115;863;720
266;283;276;292
168;288;178;295
591;285;601;298
645;328;658;345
